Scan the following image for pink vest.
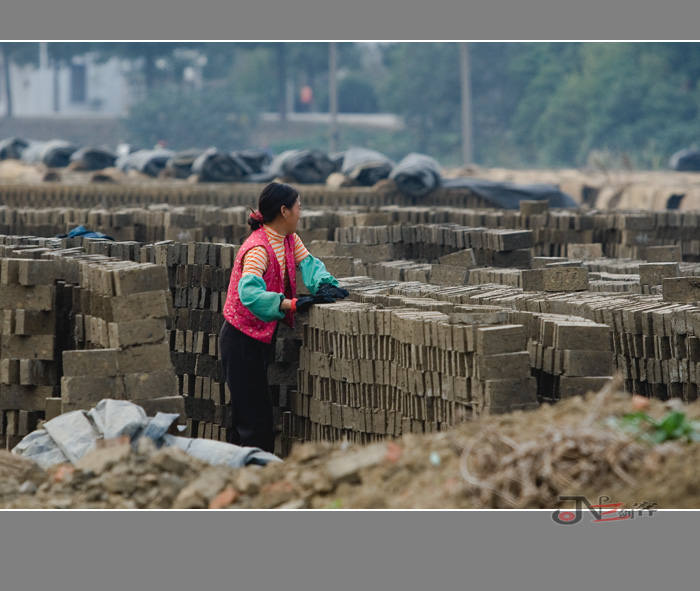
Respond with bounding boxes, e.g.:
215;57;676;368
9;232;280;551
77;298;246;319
223;227;297;343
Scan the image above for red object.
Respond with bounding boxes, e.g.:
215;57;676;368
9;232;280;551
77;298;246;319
250;210;264;223
290;298;297;314
300;85;313;104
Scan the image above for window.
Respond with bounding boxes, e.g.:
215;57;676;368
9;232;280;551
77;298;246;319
70;64;86;103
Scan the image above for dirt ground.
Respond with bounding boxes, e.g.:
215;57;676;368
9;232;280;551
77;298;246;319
3;378;700;510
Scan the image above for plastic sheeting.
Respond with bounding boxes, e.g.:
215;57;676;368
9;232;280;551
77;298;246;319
165;149;205;179
69;146;117;170
389;152;442;197
669;148;700;172
21;139;78;168
0;137;28;160
267;149;335;184
116;149;176;177
12;399;282;470
441;177;578;209
231;148;272;175
191;148;253;182
340;147;395;186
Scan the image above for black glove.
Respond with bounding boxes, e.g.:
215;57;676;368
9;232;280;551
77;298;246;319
316;283;350;300
294;293;336;314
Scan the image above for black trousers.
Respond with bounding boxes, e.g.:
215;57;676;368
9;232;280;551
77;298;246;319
219;320;276;453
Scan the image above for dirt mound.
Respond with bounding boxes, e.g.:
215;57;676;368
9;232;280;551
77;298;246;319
4;379;700;509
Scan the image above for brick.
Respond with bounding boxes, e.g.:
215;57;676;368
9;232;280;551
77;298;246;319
0;384;54;411
0;334;54;360
123;370;179;400
646;245;681;263
438;249;477;268
116;342;173;373
109;290;171;322
477;351;531;380
567;243;603;260
61;375;124;407
0;284;54;311
112;264;169;296
554;322;611;351
19;360;57;386
17;259;57;286
45;397;63;421
542;267;588;291
519;200;549;215
430;264;469;286
559;376;612;398
663;277;700;303
476;325;526;355
108;319;166;349
639;263;679;287
521;269;544;291
13;310;55;335
483;378;537;407
63;349;118;377
561;350;614;376
0;359;19;384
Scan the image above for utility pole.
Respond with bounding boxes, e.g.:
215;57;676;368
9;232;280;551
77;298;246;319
459;42;473;165
328;41;339;154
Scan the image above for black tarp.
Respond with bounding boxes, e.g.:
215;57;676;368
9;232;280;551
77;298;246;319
441;177;578;209
389;152;442;197
231;149;272;174
165;149;205;179
69;146;117;170
669;148;700;171
340;146;395;186
0;137;28;160
116;149;175;177
191;148;253;182
21;139;78;168
267;149;335;184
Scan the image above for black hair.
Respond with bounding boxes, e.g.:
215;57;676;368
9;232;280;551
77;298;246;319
248;182;299;231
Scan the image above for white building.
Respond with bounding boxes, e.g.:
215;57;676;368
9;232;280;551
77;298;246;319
0;47;133;118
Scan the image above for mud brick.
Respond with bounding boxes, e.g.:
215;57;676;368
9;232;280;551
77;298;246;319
430;264;469;286
438;249;477;268
112;263;169;296
554;322;611;351
17;410;40;435
61;375;123;406
0;383;55;411
116;342;173;374
0;284;54;310
646;245;681;263
16;259;57;286
109;290;171;322
519;200;549;215
108;319;166;349
0;258;20;284
63;349;118;377
13;310;55;335
521;269;544;291
494;230;533;251
0;359;19;384
477;351;531;381
532;257;568;269
135;395;186;421
639;262;679;286
561;350;614;376
492;249;532;268
559;376;612;398
541;267;588;291
45;397;63;421
123;370;179;400
476;325;526;355
19;360;57;386
566;243;603;260
663;277;700;303
1;334;54;360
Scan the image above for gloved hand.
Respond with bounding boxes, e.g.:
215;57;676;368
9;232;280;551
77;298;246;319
316;283;350;300
293;293;336;314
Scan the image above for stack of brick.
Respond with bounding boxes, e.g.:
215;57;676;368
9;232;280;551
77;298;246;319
288;296;537;448
0;255;58;449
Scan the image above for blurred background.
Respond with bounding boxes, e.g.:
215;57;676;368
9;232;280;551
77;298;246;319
2;41;700;169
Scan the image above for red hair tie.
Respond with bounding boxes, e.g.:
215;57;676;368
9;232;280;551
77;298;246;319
250;210;264;223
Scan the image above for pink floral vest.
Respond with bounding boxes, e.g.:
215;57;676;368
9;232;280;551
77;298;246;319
223;227;297;343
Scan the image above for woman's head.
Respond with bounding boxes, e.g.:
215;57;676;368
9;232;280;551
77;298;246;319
248;181;301;233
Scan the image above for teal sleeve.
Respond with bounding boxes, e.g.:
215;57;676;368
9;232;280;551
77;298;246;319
299;254;339;295
238;273;285;322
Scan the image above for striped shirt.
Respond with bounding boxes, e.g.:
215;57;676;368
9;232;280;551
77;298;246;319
242;225;310;282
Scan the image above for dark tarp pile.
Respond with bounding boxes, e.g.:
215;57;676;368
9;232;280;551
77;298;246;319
267;149;336;184
231;148;272;175
21;139;78;168
69;146;117;170
329;151;346;173
340;146;395;186
389;152;442;197
441;177;578;209
12;399;282;470
0;137;29;160
669;148;700;172
165;149;205;178
116;148;176;177
191;148;253;182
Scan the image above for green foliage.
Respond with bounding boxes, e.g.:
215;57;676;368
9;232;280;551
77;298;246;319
337;75;379;113
120;83;259;152
608;410;700;445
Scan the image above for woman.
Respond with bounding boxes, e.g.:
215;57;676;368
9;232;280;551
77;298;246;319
219;181;348;453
